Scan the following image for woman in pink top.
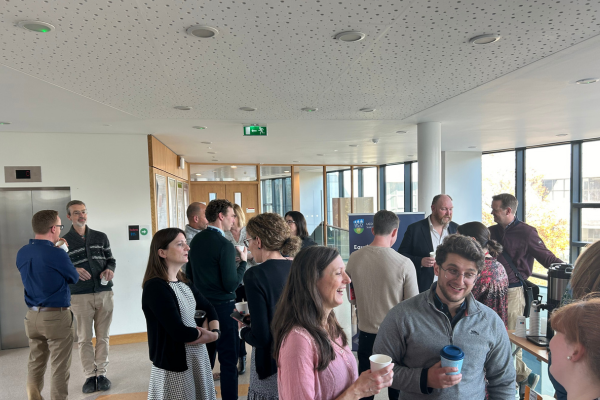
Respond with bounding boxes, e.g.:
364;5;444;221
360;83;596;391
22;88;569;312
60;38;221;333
272;246;394;400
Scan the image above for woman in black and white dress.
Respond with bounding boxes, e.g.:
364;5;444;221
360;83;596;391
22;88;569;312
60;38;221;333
142;228;220;400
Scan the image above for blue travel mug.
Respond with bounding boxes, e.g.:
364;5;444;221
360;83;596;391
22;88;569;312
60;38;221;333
440;345;464;375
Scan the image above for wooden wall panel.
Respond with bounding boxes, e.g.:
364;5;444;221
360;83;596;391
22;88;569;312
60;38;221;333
225;184;259;217
148;135;188;181
190;183;227;205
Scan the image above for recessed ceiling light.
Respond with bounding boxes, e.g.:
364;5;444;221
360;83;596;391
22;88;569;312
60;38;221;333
334;150;338;152
293;161;299;163
575;78;599;85
174;106;192;111
556;134;568;137
284;170;290;173
201;141;212;144
469;34;501;45
208;152;216;154
407;154;414;157
0;122;11;125
362;162;369;164
396;130;406;134
240;107;256;112
317;154;324;156
231;166;237;169
193;126;207;130
208;147;212;149
212;159;219;161
17;20;55;33
195;173;202;176
301;107;318;112
359;107;375;113
349;144;359;147
186;25;219;38
335;31;366;42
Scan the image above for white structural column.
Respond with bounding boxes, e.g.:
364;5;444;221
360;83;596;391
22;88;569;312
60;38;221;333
417;122;442;212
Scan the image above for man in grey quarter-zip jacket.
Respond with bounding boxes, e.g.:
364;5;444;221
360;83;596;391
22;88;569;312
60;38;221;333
373;234;515;400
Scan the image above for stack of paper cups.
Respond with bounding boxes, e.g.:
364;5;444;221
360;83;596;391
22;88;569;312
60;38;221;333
515;316;527;337
540;317;548;336
529;302;541;336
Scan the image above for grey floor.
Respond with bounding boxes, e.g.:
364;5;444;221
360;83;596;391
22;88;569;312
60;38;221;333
0;342;388;400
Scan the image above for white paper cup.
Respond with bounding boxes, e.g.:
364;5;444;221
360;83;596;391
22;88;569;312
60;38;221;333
235;301;249;315
101;277;109;285
56;240;68;252
515;316;527;337
429;251;435;258
235;245;245;253
369;354;392;372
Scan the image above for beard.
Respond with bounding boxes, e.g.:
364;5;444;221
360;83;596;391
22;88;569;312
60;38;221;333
434;213;451;225
73;220;86;228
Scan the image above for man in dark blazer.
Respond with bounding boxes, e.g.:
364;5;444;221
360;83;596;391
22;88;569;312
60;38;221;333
398;194;458;293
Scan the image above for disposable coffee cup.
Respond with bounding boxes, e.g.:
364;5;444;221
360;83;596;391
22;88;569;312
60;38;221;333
369;354;392;372
56;239;68;252
100;276;109;286
429;251;436;258
440;345;464;375
235;301;249;315
235;245;245;253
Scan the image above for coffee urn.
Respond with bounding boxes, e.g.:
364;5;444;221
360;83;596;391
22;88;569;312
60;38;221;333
540;263;573;341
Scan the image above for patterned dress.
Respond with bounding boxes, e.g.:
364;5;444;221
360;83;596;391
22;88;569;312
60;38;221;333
148;282;216;400
471;257;509;328
248;347;279;400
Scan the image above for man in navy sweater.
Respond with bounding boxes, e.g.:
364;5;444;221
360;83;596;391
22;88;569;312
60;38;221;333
17;210;79;400
188;199;247;400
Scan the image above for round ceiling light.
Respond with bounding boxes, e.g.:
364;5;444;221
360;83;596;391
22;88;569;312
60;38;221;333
556;134;568;137
396;130;407;134
469;34;501;45
468;146;477;148
284;170;290;173
201;141;212;144
575;78;599;85
208;152;216;154
193;126;207;130
186;25;219;39
18;20;55;33
301;107;318;112
335;31;366;42
231;166;237;169
359;107;375;113
239;107;257;112
174;106;192;111
317;154;324;156
293;160;299;163
0;122;11;125
407;154;414;157
195;173;202;176
349;144;359;147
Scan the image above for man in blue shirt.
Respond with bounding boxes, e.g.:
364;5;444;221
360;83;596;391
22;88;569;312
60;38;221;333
17;210;79;400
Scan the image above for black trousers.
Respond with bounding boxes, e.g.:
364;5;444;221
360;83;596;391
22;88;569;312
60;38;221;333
207;301;239;400
357;330;400;400
235;285;247;358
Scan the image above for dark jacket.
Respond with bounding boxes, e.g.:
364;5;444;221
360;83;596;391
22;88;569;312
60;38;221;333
187;227;247;303
63;226;115;294
398;217;458;293
142;277;218;372
489;217;563;285
300;236;317;249
240;259;292;380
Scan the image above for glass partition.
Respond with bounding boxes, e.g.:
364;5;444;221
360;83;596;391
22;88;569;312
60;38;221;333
481;151;516;225
326;166;351;229
260;166;291;216
295;166;324;242
582;140;600;203
412;162;418;212
352;166;378;213
190;164;257;181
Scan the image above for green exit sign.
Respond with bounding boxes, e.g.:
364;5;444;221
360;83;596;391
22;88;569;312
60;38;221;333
244;126;267;136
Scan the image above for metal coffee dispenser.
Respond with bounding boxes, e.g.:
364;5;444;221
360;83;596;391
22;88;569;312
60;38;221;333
539;263;573;342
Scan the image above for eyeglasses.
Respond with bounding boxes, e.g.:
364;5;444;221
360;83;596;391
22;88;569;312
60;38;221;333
52;225;64;230
439;265;478;283
243;238;256;247
285;220;295;225
71;210;87;216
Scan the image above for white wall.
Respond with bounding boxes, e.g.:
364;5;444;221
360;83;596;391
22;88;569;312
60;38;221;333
0;132;151;335
298;170;324;235
442;151;483;224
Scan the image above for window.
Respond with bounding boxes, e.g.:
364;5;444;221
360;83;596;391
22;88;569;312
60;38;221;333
385;164;405;212
582;141;600;203
260;166;292;217
526;145;571;274
353;167;378;213
412;163;418;212
326;167;351;227
481;151;516;225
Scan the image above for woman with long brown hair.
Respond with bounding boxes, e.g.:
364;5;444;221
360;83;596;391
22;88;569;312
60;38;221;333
238;213;301;399
272;246;393;400
142;228;220;400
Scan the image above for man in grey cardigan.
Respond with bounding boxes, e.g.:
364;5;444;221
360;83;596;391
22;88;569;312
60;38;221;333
373;234;516;400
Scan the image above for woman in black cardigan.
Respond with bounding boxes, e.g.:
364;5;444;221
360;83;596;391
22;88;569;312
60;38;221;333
142;228;220;400
238;213;302;400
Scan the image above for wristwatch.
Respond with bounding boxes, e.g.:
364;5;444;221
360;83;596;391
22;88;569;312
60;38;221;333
211;329;221;340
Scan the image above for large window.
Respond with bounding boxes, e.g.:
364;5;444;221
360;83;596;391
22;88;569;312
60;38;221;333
581;141;600;243
481;151;516;225
260;166;292;216
353;167;378;213
385;164;404;212
326;166;351;227
412;162;418;212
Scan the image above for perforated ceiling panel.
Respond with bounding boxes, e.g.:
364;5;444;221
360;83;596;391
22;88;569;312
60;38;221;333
1;0;599;122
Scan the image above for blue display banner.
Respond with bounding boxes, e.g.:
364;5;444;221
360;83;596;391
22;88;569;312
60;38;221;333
348;212;425;255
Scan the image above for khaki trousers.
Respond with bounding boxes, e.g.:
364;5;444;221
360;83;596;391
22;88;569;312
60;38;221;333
24;309;74;400
507;286;531;382
70;291;114;378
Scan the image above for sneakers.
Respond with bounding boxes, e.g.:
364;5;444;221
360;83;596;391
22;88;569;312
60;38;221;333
82;377;97;394
97;375;112;391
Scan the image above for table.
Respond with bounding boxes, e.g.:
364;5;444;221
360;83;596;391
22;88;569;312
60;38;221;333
507;330;549;363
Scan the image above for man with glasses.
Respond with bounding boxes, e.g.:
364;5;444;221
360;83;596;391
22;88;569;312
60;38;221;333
374;234;515;400
17;210;79;400
188;199;247;400
62;200;116;394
